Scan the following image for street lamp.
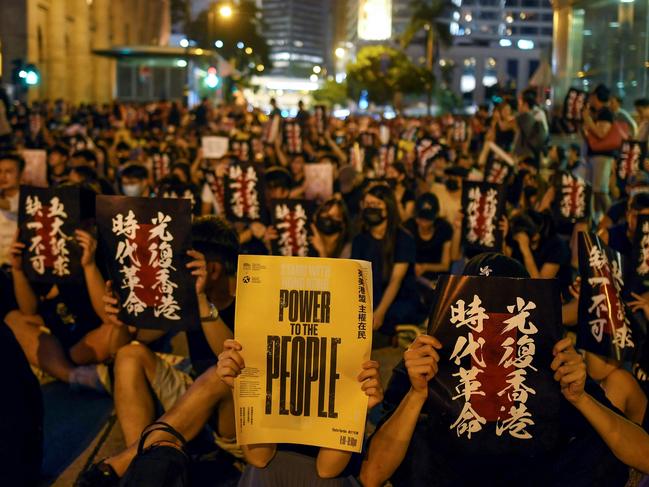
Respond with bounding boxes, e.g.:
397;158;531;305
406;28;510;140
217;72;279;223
219;4;233;18
179;38;189;48
245;47;253;55
313;65;321;74
215;40;224;48
309;74;318;82
237;41;245;49
256;64;265;72
335;47;345;59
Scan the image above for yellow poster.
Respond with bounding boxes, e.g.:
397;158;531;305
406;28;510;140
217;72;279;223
234;255;373;453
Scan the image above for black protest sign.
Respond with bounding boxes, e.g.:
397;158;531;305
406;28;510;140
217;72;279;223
427;275;562;456
617;140;646;183
224;163;265;222
151;152;171;181
415;137;443;177
314;105;327;135
270;199;313;257
203;165;226;216
359;131;376;149
484;142;514;185
562;88;587;133
452;118;468;143
552;172;591;224
577;232;636;362
96;195;199;331
18;185;88;283
283;121;303;155
230;138;252;163
461;181;506;253
632;215;649;290
374;145;396;177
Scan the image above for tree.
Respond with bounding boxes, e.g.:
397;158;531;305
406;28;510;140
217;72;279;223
312;79;349;107
401;0;453;114
346;45;433;108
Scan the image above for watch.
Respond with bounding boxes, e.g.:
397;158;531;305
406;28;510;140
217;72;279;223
200;302;220;322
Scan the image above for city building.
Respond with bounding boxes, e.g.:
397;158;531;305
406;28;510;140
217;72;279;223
552;0;648;108
261;0;332;77
0;0;171;103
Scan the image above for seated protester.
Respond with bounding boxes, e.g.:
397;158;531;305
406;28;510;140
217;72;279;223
197;155;230;216
386;163;415;222
156;174;201;217
118;163;152;198
310;198;352;259
351;184;425;347
0;153;22;267
489;98;516;152
337;165;364;223
47;144;70;186
360;253;630;487
598;173;649;232
602;192;649;293
70;149;116;195
5;208;126;392
430;165;466;236
456;152;482;181
217;339;383;486
547;144;566;171
507;211;571;284
403;193;453;281
288;154;306;199
169;161;192;184
253;166;294;255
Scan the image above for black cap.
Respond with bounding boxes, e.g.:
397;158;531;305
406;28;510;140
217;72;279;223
444;165;470;178
463;252;530;278
415;193;440;221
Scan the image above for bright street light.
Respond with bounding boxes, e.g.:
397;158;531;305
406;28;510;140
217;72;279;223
237;41;245;49
215;40;224;48
245;47;253;55
335;47;345;59
179;38;189;48
313;65;321;74
219;4;233;18
256;64;265;72
309;74;318;82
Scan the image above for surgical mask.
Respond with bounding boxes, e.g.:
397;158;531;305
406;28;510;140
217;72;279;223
362;207;386;227
315;215;343;236
122;183;143;197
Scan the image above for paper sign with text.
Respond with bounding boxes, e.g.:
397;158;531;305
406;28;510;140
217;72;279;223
234;255;373;452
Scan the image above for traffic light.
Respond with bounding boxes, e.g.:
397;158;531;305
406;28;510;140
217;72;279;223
12;61;40;87
205;66;219;89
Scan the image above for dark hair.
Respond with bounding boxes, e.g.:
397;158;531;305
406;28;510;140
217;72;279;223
170;162;191;183
121;164;149;181
463;253;530;278
72;149;98;166
521;90;537;109
631;192;649;211
71;164;99;182
315;198;351;258
364;184;400;281
635;98;649;109
191;215;239;276
265;166;293;190
49;144;69;157
569;143;581;155
391;162;407;176
0;152;26;173
593;84;610;103
416;192;440;220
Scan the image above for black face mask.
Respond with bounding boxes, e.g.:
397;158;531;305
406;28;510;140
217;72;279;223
362;207;386;227
445;179;460;192
523;186;538;199
316;215;343;236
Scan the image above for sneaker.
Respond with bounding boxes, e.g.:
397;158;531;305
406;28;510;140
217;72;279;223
75;460;119;487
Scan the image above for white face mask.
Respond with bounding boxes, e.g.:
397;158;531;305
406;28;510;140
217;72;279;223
122;183;143;197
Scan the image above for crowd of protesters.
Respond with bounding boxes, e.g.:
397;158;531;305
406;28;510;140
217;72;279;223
1;83;649;487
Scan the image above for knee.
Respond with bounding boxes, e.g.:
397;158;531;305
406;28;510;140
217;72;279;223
115;342;156;375
4;311;44;334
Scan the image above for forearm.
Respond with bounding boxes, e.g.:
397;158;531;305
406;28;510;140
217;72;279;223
84;264;108;323
316;448;352;478
360;389;426;486
574;393;649;473
520;247;540;278
198;293;233;356
562;299;578;326
13;271;39;315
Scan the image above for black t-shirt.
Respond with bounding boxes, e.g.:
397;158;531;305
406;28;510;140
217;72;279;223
606;199;627;226
186;299;236;377
400;188;415;209
404;218;453;278
371;362;629;487
512;235;571;293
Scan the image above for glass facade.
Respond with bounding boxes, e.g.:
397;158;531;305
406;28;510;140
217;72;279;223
564;0;649;106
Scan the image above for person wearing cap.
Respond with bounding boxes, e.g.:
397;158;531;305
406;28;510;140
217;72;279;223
360;253;630;487
404;193;453;282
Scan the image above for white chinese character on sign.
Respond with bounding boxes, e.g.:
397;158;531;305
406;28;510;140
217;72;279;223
451;295;489;332
112;210;140;239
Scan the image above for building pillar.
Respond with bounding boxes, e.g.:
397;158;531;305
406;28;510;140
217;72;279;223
68;0;91;104
45;0;67;101
91;0;114;103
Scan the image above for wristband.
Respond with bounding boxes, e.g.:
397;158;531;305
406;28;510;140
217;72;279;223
200;302;220;322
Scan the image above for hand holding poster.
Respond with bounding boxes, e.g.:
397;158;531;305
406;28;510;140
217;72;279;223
201;136;229;159
283;121;303;155
21;150;48;188
562;88;587;133
18;185;86;282
415;137;443;177
552;172;591;224
374;145;396;178
96;195;199;331
577;232;636;362
270;199;313;257
484;142;515;185
427;275;562;456
303;162;334;203
225;163;264;222
461;181;506;253
234;255;373;452
262;115;281;144
617;140;646;183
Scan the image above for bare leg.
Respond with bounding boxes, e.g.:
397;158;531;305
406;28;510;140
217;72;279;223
4;310;75;381
106;365;233;476
69;323;123;364
113;343;159;445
